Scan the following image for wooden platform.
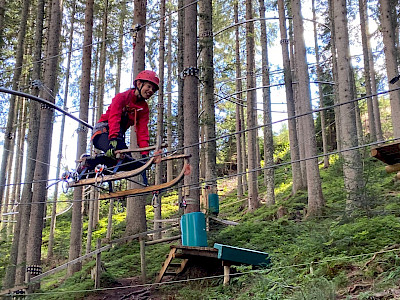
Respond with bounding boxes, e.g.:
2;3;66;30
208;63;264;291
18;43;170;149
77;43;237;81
371;142;400;175
156;244;270;285
371;142;400;165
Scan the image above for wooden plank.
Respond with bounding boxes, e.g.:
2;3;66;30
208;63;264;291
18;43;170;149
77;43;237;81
116;143;168;154
99;161;189;199
209;216;239;226
145;235;181;246
148;218;180;223
173;245;218;252
111;225;178;244
175;246;219;259
68;156;155;187
160;154;191;162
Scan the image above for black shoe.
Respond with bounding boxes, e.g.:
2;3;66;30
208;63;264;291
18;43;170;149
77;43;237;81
76;154;91;174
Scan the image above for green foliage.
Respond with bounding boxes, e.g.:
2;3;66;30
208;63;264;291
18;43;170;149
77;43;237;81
3;122;400;300
0;237;11;290
327;216;400;256
288;277;336;300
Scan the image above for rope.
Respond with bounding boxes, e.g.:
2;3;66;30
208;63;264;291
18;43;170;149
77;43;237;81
13;247;400;297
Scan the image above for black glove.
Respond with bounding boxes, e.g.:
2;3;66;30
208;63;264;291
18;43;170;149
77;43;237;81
105;139;118;159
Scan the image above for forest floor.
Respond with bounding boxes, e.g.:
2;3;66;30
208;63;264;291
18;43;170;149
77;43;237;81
83;277;166;300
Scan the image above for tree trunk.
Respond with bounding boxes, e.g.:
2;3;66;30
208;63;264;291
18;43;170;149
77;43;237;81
350;66;364;145
290;21;307;187
166;12;173;182
68;0;93;276
199;0;217;200
115;2;127;94
26;0;62;288
1;133;14;237
328;0;341;152
96;0;108;121
334;0;366;212
358;0;376;142
6;98;25;239
2;98;19;287
154;0;166;240
48;0;76;259
379;0;400;138
259;0;274;205
126;0;147;235
0;0;30;221
0;0;5;47
292;0;324;216
234;2;243;199
14;0;44;285
183;0;200;213
368;40;383;141
312;0;329;168
177;0;185;212
278;0;303;193
246;0;259;212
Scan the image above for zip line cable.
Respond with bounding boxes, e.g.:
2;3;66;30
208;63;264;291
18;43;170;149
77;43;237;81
1;133;399;208
0;87;93;129
0;0;200;79
0;85;397;192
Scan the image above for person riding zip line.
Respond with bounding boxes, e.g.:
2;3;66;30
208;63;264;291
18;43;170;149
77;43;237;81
91;70;159;161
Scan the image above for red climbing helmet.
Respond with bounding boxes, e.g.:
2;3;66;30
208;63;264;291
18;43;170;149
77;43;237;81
134;70;160;91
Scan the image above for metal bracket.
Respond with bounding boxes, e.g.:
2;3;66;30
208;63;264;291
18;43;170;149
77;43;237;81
40;103;54;111
200;30;213;37
31;79;43;89
76;126;88;133
180;67;199;79
151;191;160;208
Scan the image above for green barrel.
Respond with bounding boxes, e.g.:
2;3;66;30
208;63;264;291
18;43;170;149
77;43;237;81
180;212;208;247
208;193;219;215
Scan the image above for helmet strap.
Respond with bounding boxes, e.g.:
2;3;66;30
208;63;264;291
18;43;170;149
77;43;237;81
135;80;145;100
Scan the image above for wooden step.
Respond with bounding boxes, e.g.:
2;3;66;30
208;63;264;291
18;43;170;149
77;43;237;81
165;272;177;276
169;263;183;267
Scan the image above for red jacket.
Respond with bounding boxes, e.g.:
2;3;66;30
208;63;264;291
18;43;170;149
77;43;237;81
98;89;150;151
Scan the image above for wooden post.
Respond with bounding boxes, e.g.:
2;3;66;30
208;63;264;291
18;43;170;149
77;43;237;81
223;262;231;286
140;237;146;283
106;198;114;240
25;270;31;294
95;239;101;289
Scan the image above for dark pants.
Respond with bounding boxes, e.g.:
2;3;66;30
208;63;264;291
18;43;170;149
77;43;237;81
91;132;148;185
92;132;128;153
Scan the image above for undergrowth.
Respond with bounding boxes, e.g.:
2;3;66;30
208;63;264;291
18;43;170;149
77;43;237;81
2;147;400;299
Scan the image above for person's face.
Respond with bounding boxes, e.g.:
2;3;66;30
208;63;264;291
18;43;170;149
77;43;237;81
137;80;157;99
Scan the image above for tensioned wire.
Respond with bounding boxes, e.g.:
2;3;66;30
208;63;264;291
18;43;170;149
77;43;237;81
10;246;400;297
0;0;200;77
0;85;398;202
2;132;398;208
